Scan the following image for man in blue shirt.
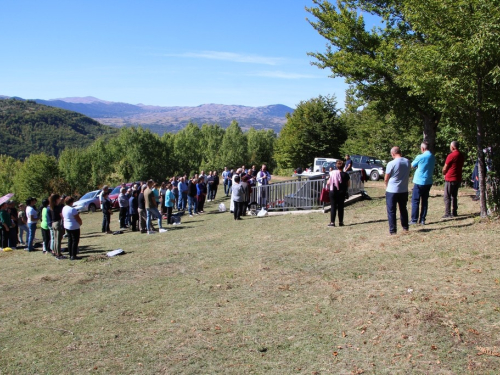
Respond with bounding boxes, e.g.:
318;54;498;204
410;142;436;225
384;147;411;235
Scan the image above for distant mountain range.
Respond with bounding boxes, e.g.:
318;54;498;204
0;95;293;134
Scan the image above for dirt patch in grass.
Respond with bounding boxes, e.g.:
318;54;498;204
1;183;499;373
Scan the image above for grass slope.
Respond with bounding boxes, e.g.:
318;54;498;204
0;182;499;374
0;99;117;159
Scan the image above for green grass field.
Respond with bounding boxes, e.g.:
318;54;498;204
1;181;499;374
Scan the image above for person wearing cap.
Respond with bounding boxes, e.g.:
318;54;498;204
0;202;11;250
26;198;38;251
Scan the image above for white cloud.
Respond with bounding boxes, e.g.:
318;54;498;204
164;51;283;65
248;71;320;79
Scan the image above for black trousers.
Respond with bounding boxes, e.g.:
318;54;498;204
166;206;173;224
41;228;51;252
119;207;128;228
66;228;80;258
444;181;460;216
329;190;345;224
8;226;18;248
0;227;9;248
130;213;138;231
233;201;244;220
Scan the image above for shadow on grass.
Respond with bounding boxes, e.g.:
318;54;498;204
418;221;474;232
77;245;108;255
345;219;387;226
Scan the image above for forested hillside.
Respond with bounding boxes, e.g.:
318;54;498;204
0;99;117;159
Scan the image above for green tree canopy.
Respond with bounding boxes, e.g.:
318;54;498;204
220;121;248;169
13;153;60;202
275;95;346;169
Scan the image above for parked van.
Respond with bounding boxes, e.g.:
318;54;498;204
313;157;338;172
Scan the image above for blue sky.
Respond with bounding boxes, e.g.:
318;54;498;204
1;1;351;108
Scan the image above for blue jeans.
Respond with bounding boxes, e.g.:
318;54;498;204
146;207;162;231
178;192;187;210
224;181;232;196
411;184;431;223
386;192;409;234
27;222;37;251
188;196;197;215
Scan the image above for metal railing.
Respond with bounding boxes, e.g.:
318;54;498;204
250;171;364;211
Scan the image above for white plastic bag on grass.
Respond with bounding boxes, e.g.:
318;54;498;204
218;203;226;212
257;208;268;217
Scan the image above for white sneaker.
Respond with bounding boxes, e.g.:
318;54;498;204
189;215;193;217
173;222;180;226
148;231;156;235
159;228;168;233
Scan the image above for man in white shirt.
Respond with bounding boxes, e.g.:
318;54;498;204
256;164;271;208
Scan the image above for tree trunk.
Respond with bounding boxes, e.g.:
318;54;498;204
476;76;488;217
422;113;440;154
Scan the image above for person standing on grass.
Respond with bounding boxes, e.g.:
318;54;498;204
344;155;353;172
256;164;271;208
171;177;179;210
7;201;18;249
207;172;216;201
0;202;10;250
40;198;51;254
48;194;65;259
410;142;436;225
101;191;113;234
99;185;109;232
118;188;129;230
231;175;247;220
442;141;465;219
222;167;230;196
211;171;219;201
328;160;351;227
17;203;28;246
178;177;188;211
26;197;38;252
187;176;198;217
145;179;163;234
160;182;167;215
164;183;175;225
138;185;147;233
196;176;207;213
384;147;411;235
129;190;139;232
62;197;83;261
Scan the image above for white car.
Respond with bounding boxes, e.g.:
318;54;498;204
73;190;101;213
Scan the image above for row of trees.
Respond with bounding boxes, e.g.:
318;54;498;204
0;121;277;202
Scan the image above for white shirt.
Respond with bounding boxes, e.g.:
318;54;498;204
26;206;38;224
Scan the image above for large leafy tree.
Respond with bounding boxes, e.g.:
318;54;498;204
173;122;203;176
0;155;21;196
220;121;248;169
13;153;60;201
200;124;225;171
275;95;346;169
395;0;500;216
307;0;442;153
247;128;277;170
